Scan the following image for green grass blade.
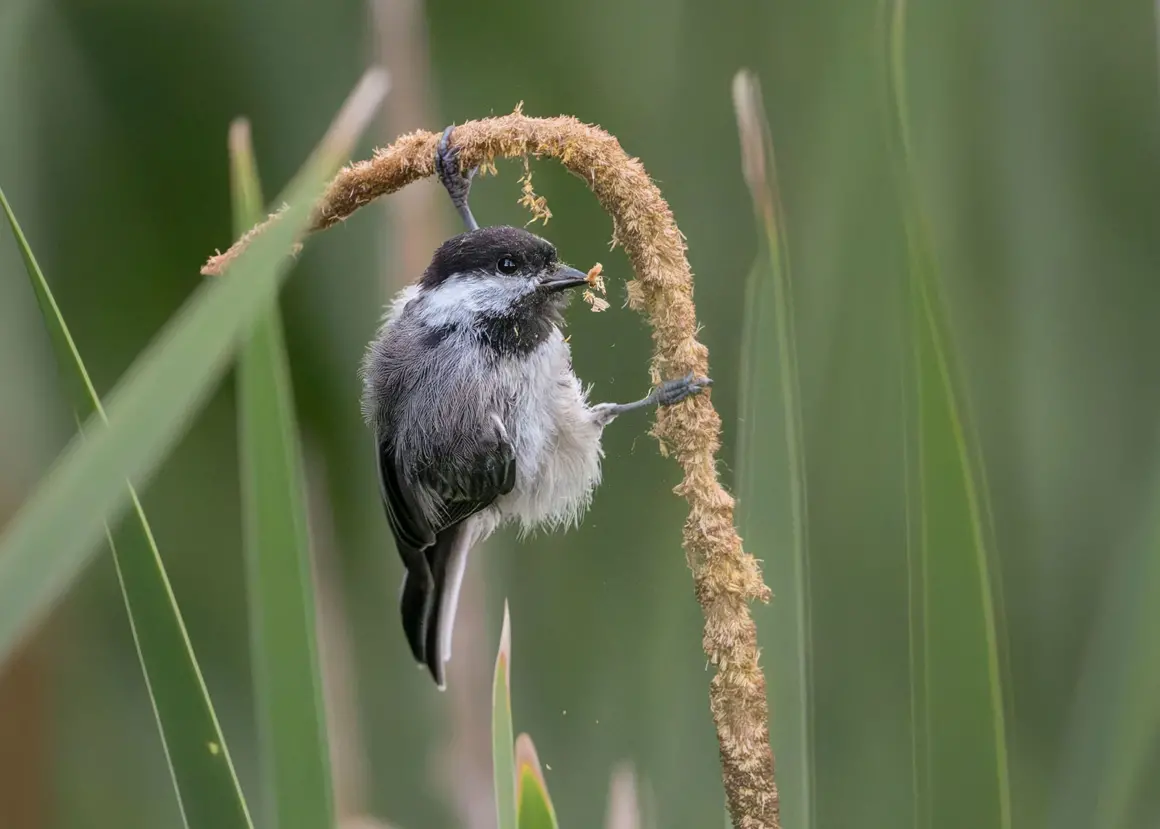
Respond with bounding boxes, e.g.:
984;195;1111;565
1049;503;1160;829
1048;8;1160;821
493;602;517;829
882;4;1012;828
230;119;335;829
514;734;560;829
1;187;254;829
0;68;389;666
731;69;814;829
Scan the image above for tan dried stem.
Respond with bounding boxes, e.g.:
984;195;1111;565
201;112;779;829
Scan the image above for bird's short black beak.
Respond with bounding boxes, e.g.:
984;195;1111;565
538;266;590;293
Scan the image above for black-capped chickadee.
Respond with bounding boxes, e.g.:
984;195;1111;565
360;127;711;688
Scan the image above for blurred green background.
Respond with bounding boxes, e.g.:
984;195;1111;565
2;0;1160;828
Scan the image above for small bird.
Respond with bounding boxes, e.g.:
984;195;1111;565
360;127;711;687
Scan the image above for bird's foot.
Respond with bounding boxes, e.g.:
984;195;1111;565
655;373;713;407
591;373;713;427
435;125;479;231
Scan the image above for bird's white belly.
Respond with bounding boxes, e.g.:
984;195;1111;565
492;334;604;535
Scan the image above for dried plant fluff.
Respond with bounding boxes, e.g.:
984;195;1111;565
202;109;779;829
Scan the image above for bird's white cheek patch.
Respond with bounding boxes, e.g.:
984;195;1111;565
415;277;531;325
417;279;481;319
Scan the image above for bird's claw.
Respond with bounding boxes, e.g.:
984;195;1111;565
435;125;477;210
656;372;713;407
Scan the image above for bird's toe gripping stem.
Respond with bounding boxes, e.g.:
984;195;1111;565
654;372;713;407
435;125;479;232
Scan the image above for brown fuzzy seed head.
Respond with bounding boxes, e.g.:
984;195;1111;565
200;110;778;829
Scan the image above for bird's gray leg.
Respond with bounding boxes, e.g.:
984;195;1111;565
592;373;713;427
435;126;479;231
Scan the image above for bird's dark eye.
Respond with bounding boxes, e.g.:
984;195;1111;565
497;255;518;275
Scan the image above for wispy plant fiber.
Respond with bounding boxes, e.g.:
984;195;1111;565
203;110;778;829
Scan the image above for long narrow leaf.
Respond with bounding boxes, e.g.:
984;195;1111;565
0;67;389;665
514;734;559;829
231;119;335;829
493;602;517;829
883;4;1012;828
1;187;253;829
731;69;814;829
1047;7;1160;822
1049;500;1160;829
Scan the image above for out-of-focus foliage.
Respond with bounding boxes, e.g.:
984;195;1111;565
885;3;1013;826
1;185;253;829
0;74;377;664
732;69;814;829
493;608;633;829
514;734;560;829
2;0;1160;828
231;121;335;829
493;604;517;829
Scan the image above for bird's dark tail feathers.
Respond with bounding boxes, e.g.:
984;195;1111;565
399;523;470;689
399;565;433;666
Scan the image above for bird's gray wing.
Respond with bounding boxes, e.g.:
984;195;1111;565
376;430;517;545
378;429;516;683
376;437;438;669
419;437;517;530
377;438;436;555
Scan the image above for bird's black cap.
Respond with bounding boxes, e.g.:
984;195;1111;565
420;226;558;289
